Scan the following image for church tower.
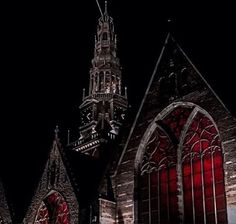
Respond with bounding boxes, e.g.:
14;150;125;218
70;1;128;157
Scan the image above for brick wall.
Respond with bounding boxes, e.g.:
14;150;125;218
0;180;12;224
99;198;116;224
112;36;236;223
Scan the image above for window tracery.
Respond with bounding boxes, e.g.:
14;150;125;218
140;127;178;223
162;106;193;139
182;112;227;223
35;192;69;224
139;106;227;224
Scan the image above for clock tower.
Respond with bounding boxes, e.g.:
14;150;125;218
69;2;128;157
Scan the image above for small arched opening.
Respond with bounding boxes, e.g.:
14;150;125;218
34;191;70;224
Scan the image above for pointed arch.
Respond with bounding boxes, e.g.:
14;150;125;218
102;32;108;40
0;180;12;224
135;102;195;170
34;190;70;224
138;125;178;223
135;102;227;224
179;110;227;223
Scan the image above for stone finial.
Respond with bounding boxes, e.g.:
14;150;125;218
104;1;108;15
167;18;173;33
54;125;59;139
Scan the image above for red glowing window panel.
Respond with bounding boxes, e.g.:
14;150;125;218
139;106;227;224
162;106;193;139
140;126;178;223
182;112;227;224
35;192;69;224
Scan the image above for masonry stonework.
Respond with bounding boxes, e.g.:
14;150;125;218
113;34;236;223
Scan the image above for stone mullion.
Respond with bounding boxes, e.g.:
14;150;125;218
176;157;184;223
167;167;170;222
157;169;160;224
190;154;195;224
97;73;100;92
177;107;198;223
187;154;195;224
109;71;112;93
103;71;106;92
200;153;207;224
211;151;218;224
148;171;152;224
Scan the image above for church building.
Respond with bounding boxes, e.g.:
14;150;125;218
1;2;236;224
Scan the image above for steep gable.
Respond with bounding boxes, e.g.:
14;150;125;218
113;33;236;223
24;133;79;224
0;180;12;224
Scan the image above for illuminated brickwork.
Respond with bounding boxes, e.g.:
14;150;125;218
114;34;236;224
1;4;236;224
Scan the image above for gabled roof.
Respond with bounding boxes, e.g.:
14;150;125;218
0;179;12;224
115;32;233;175
23;133;79;223
139;33;228;112
0;151;46;223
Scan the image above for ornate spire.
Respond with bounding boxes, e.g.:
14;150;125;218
167;18;174;34
88;2;122;96
73;1;128;157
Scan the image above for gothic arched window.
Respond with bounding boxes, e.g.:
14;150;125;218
139;126;178;223
111;75;117;93
105;71;110;93
182;112;227;223
138;105;227;224
102;32;108;40
34;191;69;224
99;72;104;92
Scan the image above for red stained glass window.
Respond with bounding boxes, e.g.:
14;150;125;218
162;107;193;139
182;112;227;224
35;192;69;224
139;126;178;224
139;106;227;224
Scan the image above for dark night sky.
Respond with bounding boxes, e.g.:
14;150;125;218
1;0;235;208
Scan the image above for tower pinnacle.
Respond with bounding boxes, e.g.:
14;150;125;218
167;18;174;34
104;1;108;15
54;125;59;139
69;2;128;157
